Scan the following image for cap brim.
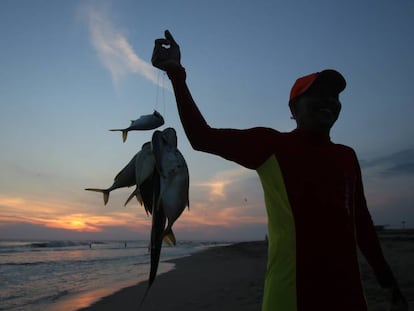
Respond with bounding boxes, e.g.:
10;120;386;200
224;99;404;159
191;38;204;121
312;69;346;95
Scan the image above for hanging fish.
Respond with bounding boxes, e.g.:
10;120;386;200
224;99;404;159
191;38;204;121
110;110;164;142
139;128;189;309
85;152;138;205
152;128;189;245
124;142;156;213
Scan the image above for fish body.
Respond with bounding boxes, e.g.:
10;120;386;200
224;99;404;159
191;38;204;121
152;128;189;243
85;153;138;204
124;142;155;214
110;110;164;142
159;147;189;239
135;142;156;187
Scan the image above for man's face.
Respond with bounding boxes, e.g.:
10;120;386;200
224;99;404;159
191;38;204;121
292;93;341;134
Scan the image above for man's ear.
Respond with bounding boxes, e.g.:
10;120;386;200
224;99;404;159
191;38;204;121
289;105;297;120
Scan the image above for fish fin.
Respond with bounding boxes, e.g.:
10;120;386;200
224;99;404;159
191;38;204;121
84;188;110;205
122;130;127;143
136;194;143;205
163;228;176;246
124;191;137;206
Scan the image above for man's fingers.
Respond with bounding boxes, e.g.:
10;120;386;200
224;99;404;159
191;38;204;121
165;30;178;46
152;30;180;71
154;38;170;46
155;31;178;47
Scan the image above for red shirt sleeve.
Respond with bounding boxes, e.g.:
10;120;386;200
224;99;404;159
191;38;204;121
168;67;277;170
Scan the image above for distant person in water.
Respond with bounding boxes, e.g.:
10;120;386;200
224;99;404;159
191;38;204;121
151;30;408;311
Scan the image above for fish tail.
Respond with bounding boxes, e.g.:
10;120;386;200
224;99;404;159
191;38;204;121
138;286;151;310
163;228;176;246
108;129;128;143
84;188;110;205
122;130;128;143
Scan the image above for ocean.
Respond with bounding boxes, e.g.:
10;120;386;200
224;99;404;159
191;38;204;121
0;239;222;311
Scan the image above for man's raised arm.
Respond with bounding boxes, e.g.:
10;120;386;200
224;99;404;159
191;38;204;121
151;30;272;169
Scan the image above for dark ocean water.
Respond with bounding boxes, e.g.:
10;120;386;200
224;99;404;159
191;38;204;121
0;240;220;311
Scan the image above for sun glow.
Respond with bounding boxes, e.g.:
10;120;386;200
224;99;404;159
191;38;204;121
0;193;151;234
54;217;97;232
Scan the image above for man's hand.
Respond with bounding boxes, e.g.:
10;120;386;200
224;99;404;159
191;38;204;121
152;30;181;71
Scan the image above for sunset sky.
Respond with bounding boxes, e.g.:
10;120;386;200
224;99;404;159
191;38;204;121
0;0;413;241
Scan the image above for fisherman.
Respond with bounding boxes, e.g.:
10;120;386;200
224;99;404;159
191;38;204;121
151;31;408;311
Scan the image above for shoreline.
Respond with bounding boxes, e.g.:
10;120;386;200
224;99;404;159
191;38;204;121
47;261;176;311
75;241;267;311
51;237;412;311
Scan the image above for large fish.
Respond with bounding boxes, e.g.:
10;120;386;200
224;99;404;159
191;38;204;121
139;129;189;309
85;152;138;205
152;128;189;245
110;110;164;142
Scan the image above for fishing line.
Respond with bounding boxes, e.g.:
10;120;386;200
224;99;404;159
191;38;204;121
162;72;166;121
154;71;162;111
154;71;167;129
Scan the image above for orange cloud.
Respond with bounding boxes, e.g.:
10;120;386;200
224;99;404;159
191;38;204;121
0;167;266;237
196;181;230;199
175;200;267;230
194;166;254;200
0;193;150;233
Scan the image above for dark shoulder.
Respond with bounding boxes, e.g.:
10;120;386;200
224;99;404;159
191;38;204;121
331;143;359;162
332;143;355;153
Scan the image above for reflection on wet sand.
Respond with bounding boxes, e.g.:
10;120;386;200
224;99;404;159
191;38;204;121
47;263;175;311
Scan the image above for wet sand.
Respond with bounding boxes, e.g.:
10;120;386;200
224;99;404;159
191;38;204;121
75;234;413;311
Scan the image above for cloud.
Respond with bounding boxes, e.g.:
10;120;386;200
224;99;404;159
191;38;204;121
0;165;267;240
187;167;267;233
361;148;414;177
0;193;150;234
83;3;165;89
0;222;146;241
194;167;258;200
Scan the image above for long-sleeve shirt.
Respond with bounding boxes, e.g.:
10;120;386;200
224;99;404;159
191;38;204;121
168;67;392;311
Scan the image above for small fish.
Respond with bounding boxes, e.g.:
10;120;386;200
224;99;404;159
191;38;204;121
152;128;189;245
85;152;138;205
124;142;156;214
110;110;164;142
135;142;156;187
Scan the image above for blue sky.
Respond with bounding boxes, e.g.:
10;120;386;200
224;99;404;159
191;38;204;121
0;0;413;241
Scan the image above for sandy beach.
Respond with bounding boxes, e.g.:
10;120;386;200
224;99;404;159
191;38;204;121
76;234;413;311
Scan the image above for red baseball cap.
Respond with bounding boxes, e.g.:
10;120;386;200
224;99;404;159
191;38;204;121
289;69;346;102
